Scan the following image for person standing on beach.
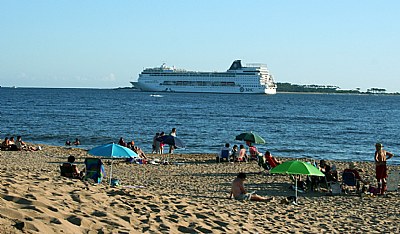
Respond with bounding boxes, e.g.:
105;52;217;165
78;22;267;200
229;173;272;202
159;132;165;154
152;132;159;153
169;128;177;154
374;143;394;195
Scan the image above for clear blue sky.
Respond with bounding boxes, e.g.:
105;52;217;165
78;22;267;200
1;1;399;92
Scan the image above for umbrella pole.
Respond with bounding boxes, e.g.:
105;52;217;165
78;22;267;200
109;160;114;185
295;176;298;204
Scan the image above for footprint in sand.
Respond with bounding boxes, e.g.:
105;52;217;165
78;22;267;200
1;194;32;205
50;218;62;224
67;215;82;226
213;220;229;227
167;214;180;223
175;204;187;210
24;193;37;200
92;210;108;217
195;213;208;219
196;226;213;233
177;226;196;233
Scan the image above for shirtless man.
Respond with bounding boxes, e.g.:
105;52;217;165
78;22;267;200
229;173;271;202
374;143;394;195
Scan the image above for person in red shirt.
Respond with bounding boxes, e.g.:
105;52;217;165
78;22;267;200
264;151;280;168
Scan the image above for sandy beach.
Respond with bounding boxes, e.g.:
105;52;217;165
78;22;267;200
0;145;399;233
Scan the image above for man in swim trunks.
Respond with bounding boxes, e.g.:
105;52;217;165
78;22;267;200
374;143;394;195
229;173;272;202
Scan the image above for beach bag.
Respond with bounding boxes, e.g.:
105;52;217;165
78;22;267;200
368;186;379;195
111;178;120;187
330;182;341;195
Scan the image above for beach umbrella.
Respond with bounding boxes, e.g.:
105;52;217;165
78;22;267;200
270;160;325;203
157;135;186;148
235;131;266;144
88;143;138;184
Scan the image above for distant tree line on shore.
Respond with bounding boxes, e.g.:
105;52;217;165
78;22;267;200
276;83;399;95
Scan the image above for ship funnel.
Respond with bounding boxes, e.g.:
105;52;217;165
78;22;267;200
228;60;243;70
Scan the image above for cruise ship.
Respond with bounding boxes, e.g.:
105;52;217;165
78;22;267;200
131;60;277;94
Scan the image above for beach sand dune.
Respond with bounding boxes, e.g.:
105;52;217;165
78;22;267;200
0;146;399;233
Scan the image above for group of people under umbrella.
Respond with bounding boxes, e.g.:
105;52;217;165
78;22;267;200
230;131;326;204
87;132;186;185
231;132;397;204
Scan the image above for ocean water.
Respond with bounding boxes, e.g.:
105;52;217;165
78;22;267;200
1;88;399;164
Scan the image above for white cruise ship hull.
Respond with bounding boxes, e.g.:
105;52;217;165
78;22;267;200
132;60;277;95
131;81;276;94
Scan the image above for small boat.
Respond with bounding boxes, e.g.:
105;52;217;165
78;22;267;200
150;94;163;97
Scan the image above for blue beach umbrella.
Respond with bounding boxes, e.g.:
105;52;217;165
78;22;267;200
88;143;138;158
88;143;138;184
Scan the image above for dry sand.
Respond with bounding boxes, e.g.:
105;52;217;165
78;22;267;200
0;145;399;233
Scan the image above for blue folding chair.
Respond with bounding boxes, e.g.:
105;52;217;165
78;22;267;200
219;149;230;162
342;171;360;193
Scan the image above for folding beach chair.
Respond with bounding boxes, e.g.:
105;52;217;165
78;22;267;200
218;149;230;162
341;171;359;193
84;158;106;183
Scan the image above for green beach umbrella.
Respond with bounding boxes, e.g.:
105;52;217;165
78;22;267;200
270;160;325;176
235;131;266;144
270;160;325;203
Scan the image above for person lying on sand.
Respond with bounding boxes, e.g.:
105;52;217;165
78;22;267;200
229;173;272;202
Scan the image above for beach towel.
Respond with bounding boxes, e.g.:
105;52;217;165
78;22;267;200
387;170;400;192
84;158;106;183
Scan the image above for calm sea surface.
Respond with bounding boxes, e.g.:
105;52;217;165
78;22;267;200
1;88;399;164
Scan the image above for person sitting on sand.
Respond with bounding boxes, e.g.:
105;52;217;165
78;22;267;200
264;151;280;168
237;145;248;162
133;146;147;160
343;162;368;191
1;137;11;150
249;145;262;161
9;136;15;145
9;136;19;151
127;140;135;150
14;136;27;151
118;137;126;147
61;155;84;179
229;173;272;202
230;145;239;162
